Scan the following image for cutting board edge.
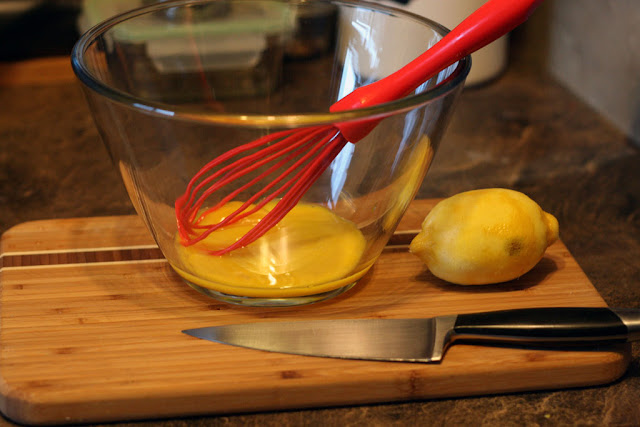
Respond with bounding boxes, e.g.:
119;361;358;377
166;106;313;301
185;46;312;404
1;215;137;234
0;215;155;256
0;344;630;426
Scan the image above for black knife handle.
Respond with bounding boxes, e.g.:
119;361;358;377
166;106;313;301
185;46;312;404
453;307;631;344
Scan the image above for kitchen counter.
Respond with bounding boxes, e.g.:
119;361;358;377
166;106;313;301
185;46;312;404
1;32;639;426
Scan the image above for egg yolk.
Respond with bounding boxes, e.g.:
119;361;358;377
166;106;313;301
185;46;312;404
172;201;370;298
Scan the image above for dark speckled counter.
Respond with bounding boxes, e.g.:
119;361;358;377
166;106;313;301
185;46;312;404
1;30;639;426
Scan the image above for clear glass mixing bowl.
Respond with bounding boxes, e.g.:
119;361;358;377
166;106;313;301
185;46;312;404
72;0;470;306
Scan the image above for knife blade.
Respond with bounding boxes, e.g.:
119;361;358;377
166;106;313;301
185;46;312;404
182;307;640;363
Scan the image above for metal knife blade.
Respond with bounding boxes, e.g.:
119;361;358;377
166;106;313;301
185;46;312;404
183;307;640;363
184;316;457;362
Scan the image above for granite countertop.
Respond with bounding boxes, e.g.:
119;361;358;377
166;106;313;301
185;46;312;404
1;29;639;426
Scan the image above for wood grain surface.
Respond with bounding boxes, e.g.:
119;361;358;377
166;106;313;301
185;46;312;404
0;200;630;425
0;57;76;87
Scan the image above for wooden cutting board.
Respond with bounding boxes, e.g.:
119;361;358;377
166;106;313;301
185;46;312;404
0;199;630;425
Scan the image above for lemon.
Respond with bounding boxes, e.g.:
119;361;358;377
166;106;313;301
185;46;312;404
409;188;559;285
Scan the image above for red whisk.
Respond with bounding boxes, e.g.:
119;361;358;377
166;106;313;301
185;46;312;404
175;0;543;255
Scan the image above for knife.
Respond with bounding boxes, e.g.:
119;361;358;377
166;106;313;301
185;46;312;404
182;307;640;363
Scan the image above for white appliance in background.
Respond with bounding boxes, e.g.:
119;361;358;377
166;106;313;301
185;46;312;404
378;0;509;86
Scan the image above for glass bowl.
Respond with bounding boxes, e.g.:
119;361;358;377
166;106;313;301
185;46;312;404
72;0;470;306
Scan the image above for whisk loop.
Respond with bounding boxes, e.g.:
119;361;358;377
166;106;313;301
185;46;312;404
175;125;346;255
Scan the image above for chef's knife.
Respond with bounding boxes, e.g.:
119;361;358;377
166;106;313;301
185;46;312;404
182;307;640;363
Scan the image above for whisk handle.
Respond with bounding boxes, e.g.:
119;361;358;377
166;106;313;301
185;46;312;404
331;0;543;143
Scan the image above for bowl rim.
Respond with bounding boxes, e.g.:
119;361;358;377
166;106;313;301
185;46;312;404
71;0;471;127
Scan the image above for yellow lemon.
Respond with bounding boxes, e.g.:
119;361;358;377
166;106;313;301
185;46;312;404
409;188;559;285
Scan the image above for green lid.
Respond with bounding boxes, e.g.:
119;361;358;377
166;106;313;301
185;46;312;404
82;0;295;42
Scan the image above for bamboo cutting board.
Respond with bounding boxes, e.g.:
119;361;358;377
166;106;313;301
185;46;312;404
0;199;630;425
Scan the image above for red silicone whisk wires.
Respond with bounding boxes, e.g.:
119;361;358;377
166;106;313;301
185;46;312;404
175;126;345;255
